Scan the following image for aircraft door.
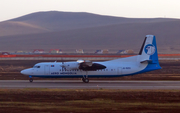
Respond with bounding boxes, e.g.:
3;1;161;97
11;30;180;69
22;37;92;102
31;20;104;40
44;65;50;75
117;67;122;75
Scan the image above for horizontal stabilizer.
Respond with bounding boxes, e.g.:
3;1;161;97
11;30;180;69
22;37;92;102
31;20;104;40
140;60;152;63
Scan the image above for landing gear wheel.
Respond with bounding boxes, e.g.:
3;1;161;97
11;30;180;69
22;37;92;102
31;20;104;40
82;71;89;83
84;78;89;83
82;78;85;82
29;78;33;83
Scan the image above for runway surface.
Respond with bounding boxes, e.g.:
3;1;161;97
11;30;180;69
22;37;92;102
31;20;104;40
0;80;180;89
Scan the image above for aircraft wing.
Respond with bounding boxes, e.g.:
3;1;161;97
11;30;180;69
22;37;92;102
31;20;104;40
61;60;106;71
79;61;106;71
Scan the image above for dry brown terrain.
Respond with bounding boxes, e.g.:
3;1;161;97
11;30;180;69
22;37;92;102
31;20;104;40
0;89;180;113
0;21;49;36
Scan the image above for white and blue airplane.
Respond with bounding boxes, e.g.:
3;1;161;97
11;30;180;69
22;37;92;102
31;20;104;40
21;35;161;83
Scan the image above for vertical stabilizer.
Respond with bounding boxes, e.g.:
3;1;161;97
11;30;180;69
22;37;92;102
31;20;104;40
139;35;159;64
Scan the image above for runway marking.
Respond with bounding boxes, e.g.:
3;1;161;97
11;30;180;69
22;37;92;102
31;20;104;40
1;80;180;82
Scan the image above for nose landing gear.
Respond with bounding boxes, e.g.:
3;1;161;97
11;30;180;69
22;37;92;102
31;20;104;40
29;76;33;83
29;78;33;82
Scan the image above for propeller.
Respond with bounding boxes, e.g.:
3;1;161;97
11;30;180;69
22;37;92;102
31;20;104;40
61;58;65;71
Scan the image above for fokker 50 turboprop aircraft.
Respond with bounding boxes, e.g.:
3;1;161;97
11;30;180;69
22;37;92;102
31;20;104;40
21;35;161;83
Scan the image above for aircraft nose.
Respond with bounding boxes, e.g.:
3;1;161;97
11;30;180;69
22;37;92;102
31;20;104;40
21;69;31;75
20;70;26;75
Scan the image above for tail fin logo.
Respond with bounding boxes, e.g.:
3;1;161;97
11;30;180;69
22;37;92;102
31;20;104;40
144;44;156;55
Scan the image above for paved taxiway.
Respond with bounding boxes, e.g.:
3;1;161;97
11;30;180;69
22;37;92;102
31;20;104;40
0;80;180;89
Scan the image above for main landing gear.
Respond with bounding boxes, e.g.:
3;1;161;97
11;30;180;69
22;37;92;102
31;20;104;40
82;71;89;83
82;77;89;83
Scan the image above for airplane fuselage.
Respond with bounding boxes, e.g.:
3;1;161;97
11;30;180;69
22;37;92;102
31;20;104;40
21;55;158;78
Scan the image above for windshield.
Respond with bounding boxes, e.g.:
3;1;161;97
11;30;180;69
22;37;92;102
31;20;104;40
33;66;40;68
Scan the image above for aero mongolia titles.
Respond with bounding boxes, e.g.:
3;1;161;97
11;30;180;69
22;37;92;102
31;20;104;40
21;35;161;83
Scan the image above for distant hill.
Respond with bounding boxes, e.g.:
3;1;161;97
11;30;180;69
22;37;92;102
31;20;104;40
0;11;180;53
10;11;175;31
0;11;177;36
1;19;180;53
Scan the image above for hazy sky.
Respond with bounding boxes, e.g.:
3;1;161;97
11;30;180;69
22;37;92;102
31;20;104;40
0;0;180;22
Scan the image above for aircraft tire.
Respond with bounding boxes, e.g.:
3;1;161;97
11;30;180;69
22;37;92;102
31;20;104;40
84;78;89;83
82;78;85;82
29;78;33;83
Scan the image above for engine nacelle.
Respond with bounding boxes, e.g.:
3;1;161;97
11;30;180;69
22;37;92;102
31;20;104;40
61;62;79;70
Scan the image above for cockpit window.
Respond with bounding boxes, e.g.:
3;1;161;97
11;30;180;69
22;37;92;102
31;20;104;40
33;66;40;68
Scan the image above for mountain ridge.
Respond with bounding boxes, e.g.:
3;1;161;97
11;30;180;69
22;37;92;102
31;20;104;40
0;11;179;53
7;11;179;32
